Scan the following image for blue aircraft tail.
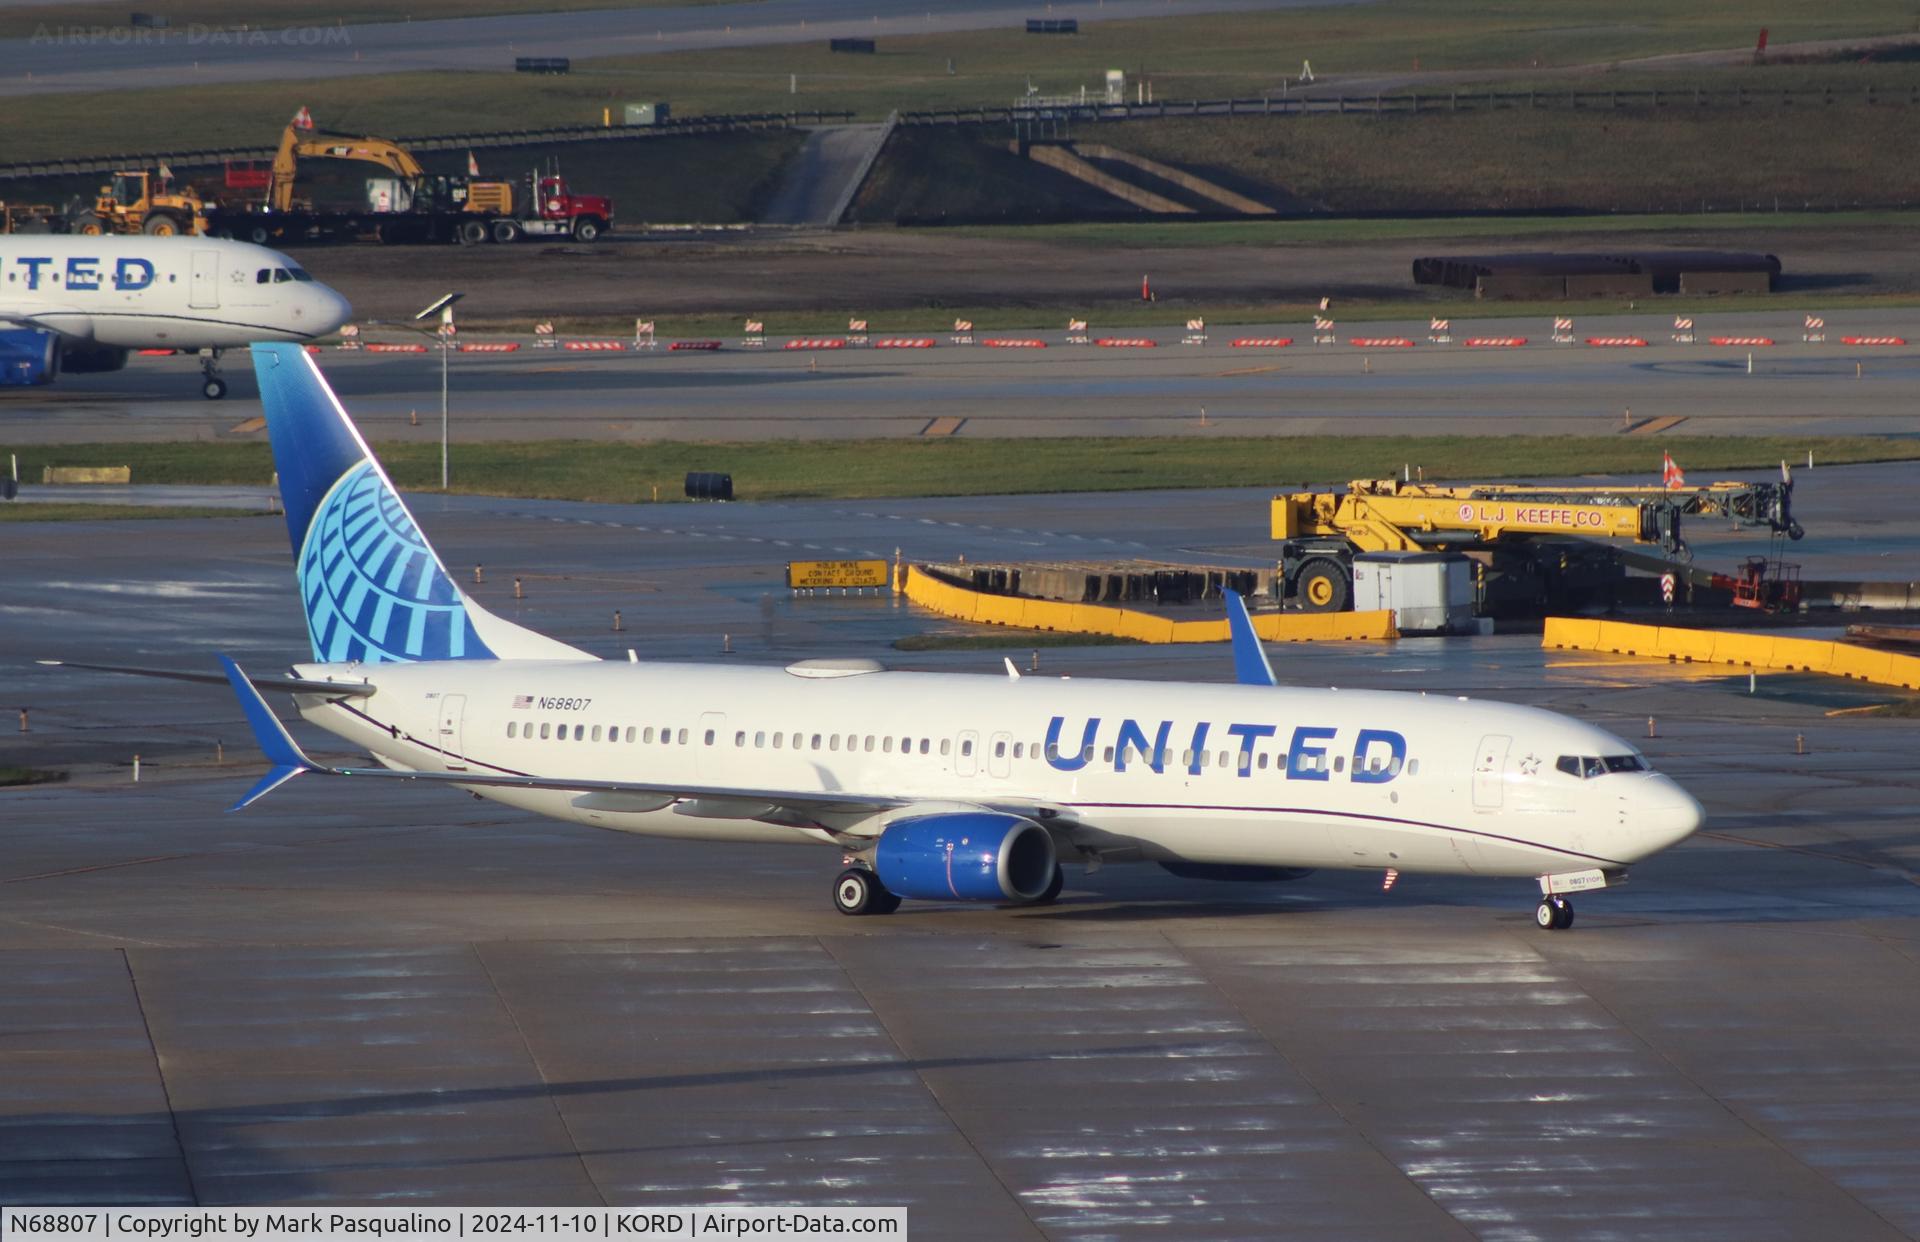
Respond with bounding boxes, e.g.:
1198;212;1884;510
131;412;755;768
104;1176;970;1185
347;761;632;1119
251;343;587;665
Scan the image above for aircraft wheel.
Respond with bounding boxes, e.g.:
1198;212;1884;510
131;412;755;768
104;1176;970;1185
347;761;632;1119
834;867;897;916
202;376;228;400
1296;558;1351;613
1535;896;1574;931
1033;864;1065;905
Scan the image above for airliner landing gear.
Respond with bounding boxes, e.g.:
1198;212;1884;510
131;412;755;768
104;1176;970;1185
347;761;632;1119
833;867;900;916
199;349;227;400
1535;896;1574;931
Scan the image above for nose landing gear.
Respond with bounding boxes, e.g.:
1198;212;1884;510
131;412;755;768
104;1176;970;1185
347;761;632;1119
199;348;227;400
1534;895;1574;931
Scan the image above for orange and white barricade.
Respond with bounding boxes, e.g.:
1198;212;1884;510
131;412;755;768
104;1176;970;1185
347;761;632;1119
634;320;657;350
1671;316;1695;345
1182;317;1208;346
847;318;868;346
532;322;557;349
1428;317;1451;344
563;339;626;352
1312;315;1336;346
1552;316;1574;344
1065;318;1089;345
1803;314;1826;344
336;324;361;351
741;319;765;349
951;318;974;345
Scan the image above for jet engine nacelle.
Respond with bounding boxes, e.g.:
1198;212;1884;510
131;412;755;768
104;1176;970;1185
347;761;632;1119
0;328;58;387
875;811;1056;902
57;340;130;374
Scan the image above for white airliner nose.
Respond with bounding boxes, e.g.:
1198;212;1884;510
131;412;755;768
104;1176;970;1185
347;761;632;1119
310;285;353;336
1627;776;1705;860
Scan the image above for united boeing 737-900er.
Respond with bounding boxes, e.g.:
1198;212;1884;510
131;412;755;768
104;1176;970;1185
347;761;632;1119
0;235;350;398
51;343;1705;929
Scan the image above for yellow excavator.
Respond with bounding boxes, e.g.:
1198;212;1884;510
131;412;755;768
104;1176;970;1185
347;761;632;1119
268;124;436;213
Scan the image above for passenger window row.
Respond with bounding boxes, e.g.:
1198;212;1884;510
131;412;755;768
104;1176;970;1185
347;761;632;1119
500;720;1416;776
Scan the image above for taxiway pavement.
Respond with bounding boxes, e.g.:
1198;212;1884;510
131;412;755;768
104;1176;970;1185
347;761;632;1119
10;309;1920;443
4;475;1919;1232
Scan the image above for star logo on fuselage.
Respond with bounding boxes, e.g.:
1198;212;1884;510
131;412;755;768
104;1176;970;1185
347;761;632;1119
1518;753;1542;776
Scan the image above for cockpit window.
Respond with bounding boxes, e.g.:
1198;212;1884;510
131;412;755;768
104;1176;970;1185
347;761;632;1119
256;268;271;284
1557;754;1648;779
287;267;314;282
272;269;291;283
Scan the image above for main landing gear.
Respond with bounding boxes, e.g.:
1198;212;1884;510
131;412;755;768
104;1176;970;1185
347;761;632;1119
833;867;901;916
1535;895;1575;931
199;349;228;400
830;862;1067;915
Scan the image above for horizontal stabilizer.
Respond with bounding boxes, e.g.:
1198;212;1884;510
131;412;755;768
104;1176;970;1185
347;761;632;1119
39;658;374;698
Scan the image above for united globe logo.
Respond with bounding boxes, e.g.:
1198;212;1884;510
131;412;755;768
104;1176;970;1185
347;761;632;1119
296;462;488;663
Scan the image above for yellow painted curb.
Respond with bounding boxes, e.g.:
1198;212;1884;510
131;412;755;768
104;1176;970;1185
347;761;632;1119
902;565;1397;643
1542;617;1920;691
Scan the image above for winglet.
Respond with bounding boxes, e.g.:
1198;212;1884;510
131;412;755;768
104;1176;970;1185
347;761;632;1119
1224;591;1277;687
219;654;319;811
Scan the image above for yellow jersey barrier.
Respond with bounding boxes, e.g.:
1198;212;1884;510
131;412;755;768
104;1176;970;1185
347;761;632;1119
1542;617;1920;691
901;565;1397;644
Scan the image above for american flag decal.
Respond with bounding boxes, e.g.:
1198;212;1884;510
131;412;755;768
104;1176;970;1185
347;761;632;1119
512;695;534;709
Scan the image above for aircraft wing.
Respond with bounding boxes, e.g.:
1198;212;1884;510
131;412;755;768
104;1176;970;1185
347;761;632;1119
0;307;82;334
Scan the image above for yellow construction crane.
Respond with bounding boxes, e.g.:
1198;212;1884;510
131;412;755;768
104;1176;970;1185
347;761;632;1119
1272;475;1799;612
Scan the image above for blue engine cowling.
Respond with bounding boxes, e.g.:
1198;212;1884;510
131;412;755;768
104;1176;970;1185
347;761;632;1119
0;329;58;387
874;811;1056;902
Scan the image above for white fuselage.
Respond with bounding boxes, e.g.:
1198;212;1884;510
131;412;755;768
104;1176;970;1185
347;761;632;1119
0;234;350;349
290;658;1703;879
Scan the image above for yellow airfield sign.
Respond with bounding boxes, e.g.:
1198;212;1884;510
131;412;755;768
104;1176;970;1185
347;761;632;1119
787;558;890;589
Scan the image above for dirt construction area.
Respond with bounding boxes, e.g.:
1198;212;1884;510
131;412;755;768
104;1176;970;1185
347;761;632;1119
301;221;1920;327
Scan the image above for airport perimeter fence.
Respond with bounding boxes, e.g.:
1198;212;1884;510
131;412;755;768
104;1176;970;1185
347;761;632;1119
899;85;1920;127
0;110;855;181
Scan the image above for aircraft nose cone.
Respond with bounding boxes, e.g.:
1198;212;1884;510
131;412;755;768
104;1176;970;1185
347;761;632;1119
317;288;353;335
1635;778;1705;857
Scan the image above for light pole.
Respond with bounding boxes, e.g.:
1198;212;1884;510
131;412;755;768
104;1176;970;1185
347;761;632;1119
414;292;464;490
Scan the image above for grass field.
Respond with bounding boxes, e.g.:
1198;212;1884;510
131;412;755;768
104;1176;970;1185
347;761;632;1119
0;767;65;788
853;101;1920;222
940;211;1920;248
5;436;1912;504
0;504;264;522
0;0;729;40
3;3;1916;163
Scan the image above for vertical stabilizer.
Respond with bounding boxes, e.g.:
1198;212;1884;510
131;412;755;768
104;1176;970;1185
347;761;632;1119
250;343;589;664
